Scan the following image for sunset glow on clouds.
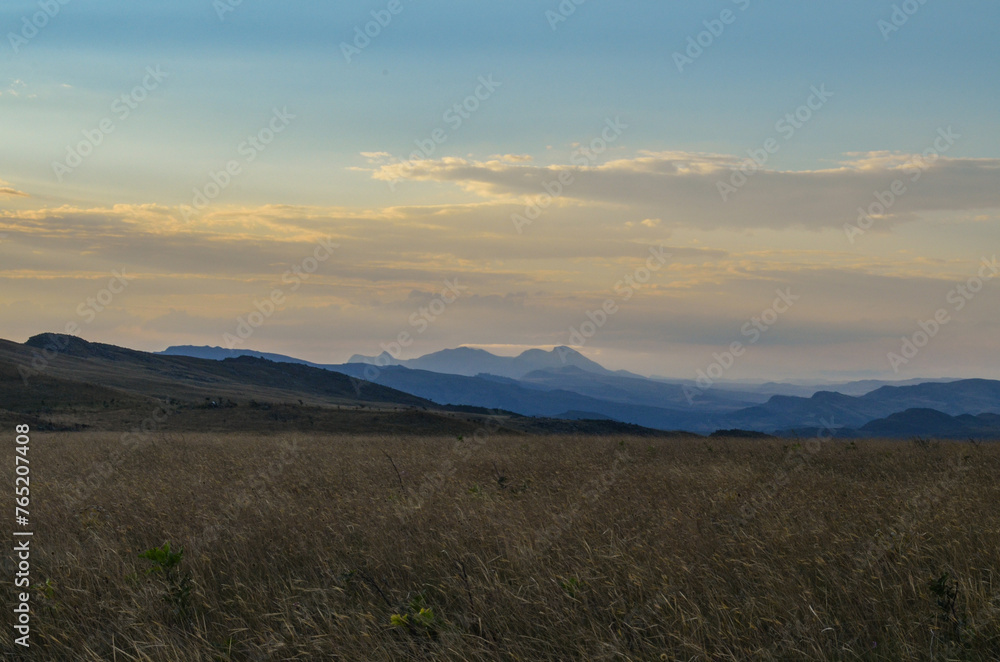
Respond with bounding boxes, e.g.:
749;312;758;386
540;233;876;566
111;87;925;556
1;1;999;380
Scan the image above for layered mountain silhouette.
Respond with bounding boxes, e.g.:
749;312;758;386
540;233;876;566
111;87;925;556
726;379;1000;432
781;409;1000;439
156;341;1000;438
4;334;997;438
857;409;1000;438
2;334;681;437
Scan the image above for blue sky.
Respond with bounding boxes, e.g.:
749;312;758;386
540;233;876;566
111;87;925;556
2;1;999;379
5;0;999;204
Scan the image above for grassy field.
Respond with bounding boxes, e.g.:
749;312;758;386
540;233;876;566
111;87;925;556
2;431;999;660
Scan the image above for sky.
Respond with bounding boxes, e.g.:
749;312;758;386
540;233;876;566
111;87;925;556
1;0;999;381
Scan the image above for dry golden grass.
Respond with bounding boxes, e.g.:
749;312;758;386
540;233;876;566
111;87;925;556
2;432;999;660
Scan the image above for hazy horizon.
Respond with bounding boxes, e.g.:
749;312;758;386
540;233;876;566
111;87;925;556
5;330;974;385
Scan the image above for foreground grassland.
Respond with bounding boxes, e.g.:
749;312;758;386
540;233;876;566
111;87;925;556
2;432;999;661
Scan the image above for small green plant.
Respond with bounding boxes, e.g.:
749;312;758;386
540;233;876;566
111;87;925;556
560;577;582;598
390;594;441;638
139;541;184;573
139;542;193;620
33;578;55;600
32;579;58;611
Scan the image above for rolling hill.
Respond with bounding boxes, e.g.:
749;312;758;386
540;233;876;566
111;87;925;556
727;379;1000;432
2;334;686;437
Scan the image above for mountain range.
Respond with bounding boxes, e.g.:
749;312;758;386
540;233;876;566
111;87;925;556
156;342;1000;439
166;344;640;380
1;334;683;437
1;333;996;438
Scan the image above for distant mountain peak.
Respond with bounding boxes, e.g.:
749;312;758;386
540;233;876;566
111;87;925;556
517;345;580;359
27;332;85;349
347;351;400;366
342;344;620;379
26;333;138;361
438;347;495;357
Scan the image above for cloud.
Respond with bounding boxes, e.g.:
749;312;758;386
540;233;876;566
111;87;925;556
0;201;724;280
0;79;32;99
364;151;1000;231
489;154;533;163
0;179;28;198
2;192;997;379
